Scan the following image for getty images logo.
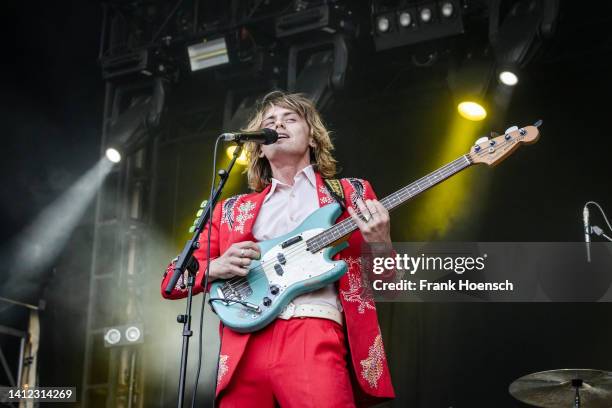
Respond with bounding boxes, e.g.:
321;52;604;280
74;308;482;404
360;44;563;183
372;253;488;275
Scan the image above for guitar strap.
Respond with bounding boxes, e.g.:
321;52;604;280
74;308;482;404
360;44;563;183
323;178;347;212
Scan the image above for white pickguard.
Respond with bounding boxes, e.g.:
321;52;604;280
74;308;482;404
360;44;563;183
261;228;336;291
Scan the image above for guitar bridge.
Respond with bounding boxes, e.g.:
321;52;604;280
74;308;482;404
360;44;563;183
219;280;253;304
214;286;261;313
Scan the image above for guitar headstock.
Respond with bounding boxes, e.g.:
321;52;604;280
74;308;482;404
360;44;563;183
468;122;541;166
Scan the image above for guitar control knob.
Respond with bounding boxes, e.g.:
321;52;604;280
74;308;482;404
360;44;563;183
489;139;496;146
270;285;280;295
263;297;272;307
274;264;284;276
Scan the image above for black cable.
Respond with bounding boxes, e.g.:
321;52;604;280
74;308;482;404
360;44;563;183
585;201;612;233
192;0;199;35
152;0;186;43
190;135;223;408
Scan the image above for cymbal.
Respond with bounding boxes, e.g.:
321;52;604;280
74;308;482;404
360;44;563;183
509;369;612;408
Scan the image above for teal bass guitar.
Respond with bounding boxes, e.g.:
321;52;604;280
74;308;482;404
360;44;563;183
209;124;540;332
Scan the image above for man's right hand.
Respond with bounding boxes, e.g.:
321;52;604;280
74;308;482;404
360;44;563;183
208;241;261;280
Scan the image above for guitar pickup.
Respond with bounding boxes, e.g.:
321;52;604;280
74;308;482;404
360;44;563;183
274;264;284;276
276;253;287;265
281;235;302;249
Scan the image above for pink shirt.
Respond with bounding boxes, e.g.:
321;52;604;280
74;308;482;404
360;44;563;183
252;165;341;311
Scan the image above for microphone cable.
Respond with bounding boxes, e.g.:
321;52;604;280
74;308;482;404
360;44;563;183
191;134;224;408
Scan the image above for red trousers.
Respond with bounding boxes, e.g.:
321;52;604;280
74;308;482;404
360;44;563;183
218;317;356;408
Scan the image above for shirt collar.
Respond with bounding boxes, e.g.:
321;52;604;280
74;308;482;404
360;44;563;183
301;164;317;187
265;165;316;202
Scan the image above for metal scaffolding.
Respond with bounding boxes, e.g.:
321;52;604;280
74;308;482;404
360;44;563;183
80;75;161;407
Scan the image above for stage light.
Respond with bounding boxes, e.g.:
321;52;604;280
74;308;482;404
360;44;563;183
373;1;463;51
499;70;519;86
105;148;121;163
103;78;165;165
398;11;412;28
419;7;433;23
457;101;487;121
125;326;142;343
441;2;454;18
376;16;390;33
103;324;144;347
104;328;121;346
275;4;351;38
188;37;229;72
489;0;557;90
226;146;248;166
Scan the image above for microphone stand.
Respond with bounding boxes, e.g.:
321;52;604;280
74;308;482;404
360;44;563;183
165;142;244;408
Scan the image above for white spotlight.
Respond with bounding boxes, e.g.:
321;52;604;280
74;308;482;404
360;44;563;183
419;8;433;23
499;70;519;86
125;326;142;343
377;16;390;33
399;12;412;27
441;2;454;18
105;148;121;163
104;328;121;345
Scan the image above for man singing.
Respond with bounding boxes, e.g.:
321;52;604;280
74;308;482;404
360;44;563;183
161;91;395;407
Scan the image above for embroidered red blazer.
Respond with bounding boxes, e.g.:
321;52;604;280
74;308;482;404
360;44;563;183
161;172;395;406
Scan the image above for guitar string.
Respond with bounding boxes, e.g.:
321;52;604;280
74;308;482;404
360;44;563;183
243;128;525;266
220;149;484;295
223;152;471;284
216;134;524;297
219;156;471;295
220;155;470;291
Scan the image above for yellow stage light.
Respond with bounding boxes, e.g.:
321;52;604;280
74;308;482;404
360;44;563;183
407;116;485;239
457;101;487;121
226;146;248;166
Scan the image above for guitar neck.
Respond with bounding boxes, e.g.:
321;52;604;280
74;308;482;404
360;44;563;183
380;154;473;212
307;155;473;251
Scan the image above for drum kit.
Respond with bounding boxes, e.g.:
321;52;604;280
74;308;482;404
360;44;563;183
509;369;612;407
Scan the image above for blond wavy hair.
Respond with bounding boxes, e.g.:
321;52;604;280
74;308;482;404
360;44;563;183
242;91;338;191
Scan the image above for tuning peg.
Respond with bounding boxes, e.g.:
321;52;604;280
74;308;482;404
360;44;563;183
475;136;489;145
505;125;518;134
533;119;543;127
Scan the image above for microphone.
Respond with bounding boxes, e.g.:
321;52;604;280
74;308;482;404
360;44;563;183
221;128;278;144
584;205;591;262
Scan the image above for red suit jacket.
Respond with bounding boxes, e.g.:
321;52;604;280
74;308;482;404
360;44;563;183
161;172;395;406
